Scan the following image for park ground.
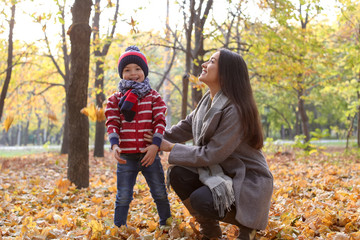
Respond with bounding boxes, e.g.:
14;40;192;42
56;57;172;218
0;147;360;239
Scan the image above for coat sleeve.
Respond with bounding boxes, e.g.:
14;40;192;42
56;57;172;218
168;105;243;167
105;93;121;146
164;110;194;143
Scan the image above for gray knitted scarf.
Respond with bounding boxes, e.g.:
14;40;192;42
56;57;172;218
193;91;235;218
118;78;151;99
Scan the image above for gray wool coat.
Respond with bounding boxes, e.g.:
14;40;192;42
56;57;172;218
164;91;273;230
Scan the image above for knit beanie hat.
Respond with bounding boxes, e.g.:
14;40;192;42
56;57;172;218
117;46;148;79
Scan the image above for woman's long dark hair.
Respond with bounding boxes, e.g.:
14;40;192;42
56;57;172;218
218;48;263;149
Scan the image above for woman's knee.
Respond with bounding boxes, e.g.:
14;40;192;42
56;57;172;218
189;186;214;215
169;166;184;185
169;166;202;200
169;166;193;188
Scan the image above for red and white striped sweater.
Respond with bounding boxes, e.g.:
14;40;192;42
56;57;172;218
105;89;167;153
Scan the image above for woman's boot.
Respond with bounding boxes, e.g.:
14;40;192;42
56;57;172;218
222;210;256;240
182;198;222;239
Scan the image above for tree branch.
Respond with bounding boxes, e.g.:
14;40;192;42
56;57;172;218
156;46;177;91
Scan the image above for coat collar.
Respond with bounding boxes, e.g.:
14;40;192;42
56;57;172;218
193;90;230;145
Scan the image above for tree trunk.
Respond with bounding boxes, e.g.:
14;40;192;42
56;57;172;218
59;2;71;155
357;25;360;148
298;90;310;142
93;60;106;157
0;130;9;145
16;123;21;146
92;0;119;157
164;0;172;128
191;52;203;108
346;114;355;149
181;0;195;119
181;74;189;119
92;0;105;157
0;4;15;121
67;0;92;189
191;0;213;108
357;73;360;148
36;113;42;145
22;120;29;146
10;127;17;146
293;105;300;137
60;106;69;154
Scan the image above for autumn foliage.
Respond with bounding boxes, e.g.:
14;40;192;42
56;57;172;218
0;149;360;239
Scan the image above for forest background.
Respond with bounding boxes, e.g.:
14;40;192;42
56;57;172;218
1;0;360;239
0;0;359;153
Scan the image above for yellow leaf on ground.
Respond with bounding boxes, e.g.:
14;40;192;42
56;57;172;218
24;216;37;229
2;149;360;239
4;193;11;202
147;220;157;232
108;185;117;193
96;208;110;218
350;232;360;240
58;214;70;227
88;220;104;239
91;197;103;204
56;178;71;193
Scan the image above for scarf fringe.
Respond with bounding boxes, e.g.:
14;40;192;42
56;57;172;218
211;182;235;218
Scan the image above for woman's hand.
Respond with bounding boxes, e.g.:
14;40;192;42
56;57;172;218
112;145;126;164
144;131;175;152
140;144;158;167
144;131;154;144
160;139;175;152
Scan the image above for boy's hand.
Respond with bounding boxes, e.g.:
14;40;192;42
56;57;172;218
140;144;158;167
112;145;126;164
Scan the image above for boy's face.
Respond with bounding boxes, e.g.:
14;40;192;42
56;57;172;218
122;63;145;83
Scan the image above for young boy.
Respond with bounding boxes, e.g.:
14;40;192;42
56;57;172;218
105;46;171;227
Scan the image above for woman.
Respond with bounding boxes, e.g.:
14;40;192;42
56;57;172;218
144;49;273;240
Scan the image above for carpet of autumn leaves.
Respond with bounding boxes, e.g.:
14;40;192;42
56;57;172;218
1;148;360;239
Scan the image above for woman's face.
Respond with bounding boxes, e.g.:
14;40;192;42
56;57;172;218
199;51;220;89
122;63;145;83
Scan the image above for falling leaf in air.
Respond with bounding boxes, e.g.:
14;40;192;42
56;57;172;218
48;111;58;122
80;104;97;121
4;115;14;132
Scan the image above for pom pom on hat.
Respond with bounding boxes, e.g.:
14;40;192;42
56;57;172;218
118;46;148;79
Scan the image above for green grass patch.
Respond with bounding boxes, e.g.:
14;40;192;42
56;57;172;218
0;147;60;158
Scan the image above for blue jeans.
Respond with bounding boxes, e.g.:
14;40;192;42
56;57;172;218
114;153;171;227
